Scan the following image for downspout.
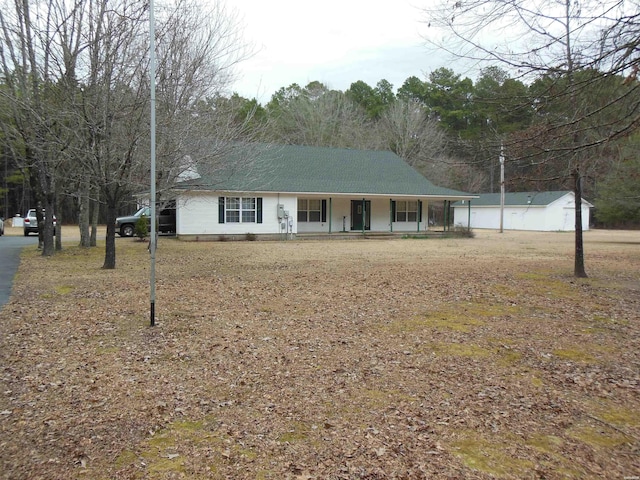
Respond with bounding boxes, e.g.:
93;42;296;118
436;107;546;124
362;198;366;235
329;197;332;234
389;199;393;233
417;200;421;233
467;200;471;229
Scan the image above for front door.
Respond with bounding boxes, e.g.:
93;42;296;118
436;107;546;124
351;200;371;231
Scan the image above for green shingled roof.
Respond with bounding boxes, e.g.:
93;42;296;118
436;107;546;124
456;191;573;206
176;144;473;198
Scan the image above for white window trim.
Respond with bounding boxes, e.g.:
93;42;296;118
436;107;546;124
226;196;256;223
298;198;322;223
395;200;418;222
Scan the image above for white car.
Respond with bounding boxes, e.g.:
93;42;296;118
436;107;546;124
23;209;57;236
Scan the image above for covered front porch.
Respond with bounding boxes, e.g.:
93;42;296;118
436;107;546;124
295;194;464;234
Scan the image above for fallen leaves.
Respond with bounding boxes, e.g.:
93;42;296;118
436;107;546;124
0;230;639;479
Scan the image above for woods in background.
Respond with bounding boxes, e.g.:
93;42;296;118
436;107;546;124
1;0;638;266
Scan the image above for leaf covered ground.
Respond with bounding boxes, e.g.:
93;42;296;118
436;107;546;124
0;229;639;479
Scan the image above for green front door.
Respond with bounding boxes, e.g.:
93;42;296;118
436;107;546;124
351;200;371;231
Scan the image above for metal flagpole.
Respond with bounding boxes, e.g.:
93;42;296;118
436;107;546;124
499;143;505;234
149;0;157;326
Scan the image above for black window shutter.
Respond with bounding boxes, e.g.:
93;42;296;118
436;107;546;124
218;197;225;223
321;199;327;222
418;200;423;222
391;200;396;222
257;197;263;223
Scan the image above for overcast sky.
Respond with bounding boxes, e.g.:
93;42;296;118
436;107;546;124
229;0;452;103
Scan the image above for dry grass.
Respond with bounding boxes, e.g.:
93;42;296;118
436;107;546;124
0;229;639;479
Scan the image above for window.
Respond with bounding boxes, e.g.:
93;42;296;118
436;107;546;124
298;198;323;222
226;197;240;223
241;197;256;223
395;201;418;222
219;197;262;223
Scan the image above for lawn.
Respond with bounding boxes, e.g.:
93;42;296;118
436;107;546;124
0;230;638;479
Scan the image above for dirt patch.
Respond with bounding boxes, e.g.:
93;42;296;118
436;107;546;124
1;230;639;479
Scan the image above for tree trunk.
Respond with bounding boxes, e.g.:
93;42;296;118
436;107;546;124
41;196;55;257
29;172;45;251
103;202;117;269
90;189;99;247
78;177;91;247
36;200;44;251
55;193;62;251
573;168;587;278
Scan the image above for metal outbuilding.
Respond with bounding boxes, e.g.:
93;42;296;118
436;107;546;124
452;191;592;231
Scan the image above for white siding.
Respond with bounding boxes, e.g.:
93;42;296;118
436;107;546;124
369;198;390;232
177;192;432;236
293;196;428;233
330;197;352;232
297;196;331;233
177;192;297;236
545;195;590;231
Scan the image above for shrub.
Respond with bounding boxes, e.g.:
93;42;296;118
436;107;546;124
245;232;257;241
452;225;475;238
134;214;148;240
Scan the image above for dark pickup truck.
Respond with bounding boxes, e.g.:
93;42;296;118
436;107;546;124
115;204;176;237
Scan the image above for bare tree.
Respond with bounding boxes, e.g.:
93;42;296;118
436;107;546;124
424;0;640;277
73;0;152;268
152;0;255;192
0;0;86;255
266;82;375;148
74;0;251;268
1;0;252;266
375;98;448;171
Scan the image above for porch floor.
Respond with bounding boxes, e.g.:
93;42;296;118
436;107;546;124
295;230;449;240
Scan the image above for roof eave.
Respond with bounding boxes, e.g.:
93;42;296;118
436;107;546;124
172;187;477;200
